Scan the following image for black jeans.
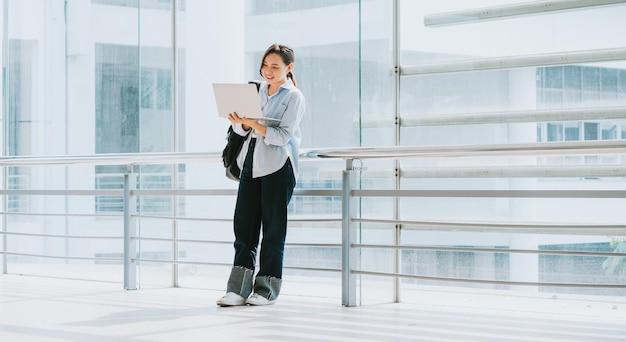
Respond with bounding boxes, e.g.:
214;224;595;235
232;138;296;278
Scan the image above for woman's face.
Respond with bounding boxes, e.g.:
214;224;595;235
261;53;292;87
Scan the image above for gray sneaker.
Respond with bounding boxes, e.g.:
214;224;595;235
245;293;276;306
216;292;246;307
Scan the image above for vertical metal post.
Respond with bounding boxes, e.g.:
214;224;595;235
170;0;180;288
392;0;402;303
1;179;5;273
342;159;357;307
124;166;137;290
1;0;9;275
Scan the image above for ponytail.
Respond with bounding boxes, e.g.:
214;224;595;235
288;71;297;87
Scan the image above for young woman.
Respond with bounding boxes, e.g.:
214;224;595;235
217;44;306;306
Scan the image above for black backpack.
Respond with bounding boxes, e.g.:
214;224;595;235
221;81;261;181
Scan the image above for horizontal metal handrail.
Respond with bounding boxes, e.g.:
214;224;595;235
132;237;232;244
355;218;626;235
352;270;626;288
134;215;233;222
0;188;341;198
357;107;626;129
0;231;121;239
132;188;341;197
0;151;221;166
0;251;121;262
401;106;626;126
423;0;626;27
401;47;626;76
136;214;340;223
306;140;626;159
402;165;626;178
353;189;626;198
0;189;123;196
353;243;626;258
132;236;341;248
0;212;339;225
133;258;341;273
0;237;340;258
1;141;624;166
0;211;121;218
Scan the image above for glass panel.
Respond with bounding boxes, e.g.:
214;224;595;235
161;1;371;293
398;0;626;300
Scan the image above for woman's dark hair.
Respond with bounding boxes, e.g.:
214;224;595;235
259;43;297;87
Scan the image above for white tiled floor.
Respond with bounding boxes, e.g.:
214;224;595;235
1;274;625;342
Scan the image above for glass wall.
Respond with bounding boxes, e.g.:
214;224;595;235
396;0;626;300
2;0;625;303
1;0;372;290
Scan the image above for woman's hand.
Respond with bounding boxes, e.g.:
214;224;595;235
228;112;252;130
228;112;267;136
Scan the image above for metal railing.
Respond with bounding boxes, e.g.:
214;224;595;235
306;141;626;306
1;141;626;306
423;0;626;27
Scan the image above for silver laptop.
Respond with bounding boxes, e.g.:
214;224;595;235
212;83;280;122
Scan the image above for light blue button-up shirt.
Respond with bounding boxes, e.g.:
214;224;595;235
232;78;305;180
